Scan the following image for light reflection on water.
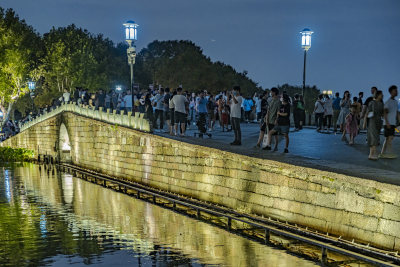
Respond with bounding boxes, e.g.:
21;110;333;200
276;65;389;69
0;163;319;267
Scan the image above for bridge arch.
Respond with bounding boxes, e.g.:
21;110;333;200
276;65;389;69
58;122;72;163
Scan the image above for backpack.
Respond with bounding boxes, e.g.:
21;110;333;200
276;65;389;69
296;101;304;110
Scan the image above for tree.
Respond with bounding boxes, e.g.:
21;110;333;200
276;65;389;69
35;25;129;107
0;8;41;125
135;40;261;95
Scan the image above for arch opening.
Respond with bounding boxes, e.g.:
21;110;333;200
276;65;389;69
59;123;72;163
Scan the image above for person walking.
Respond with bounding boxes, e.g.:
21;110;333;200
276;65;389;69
366;90;384;160
172;87;189;137
264;94;291;153
164;88;171;132
293;94;302;131
153;88;165;132
243;97;254;123
337;91;351;136
229;86;243;145
207;94;216;131
255;92;269;147
197;91;208;134
344;104;359;145
253;93;262;122
262;88;280;150
314;94;325;132
324;94;333;131
332;92;341;133
169;90;177;135
380;85;399;158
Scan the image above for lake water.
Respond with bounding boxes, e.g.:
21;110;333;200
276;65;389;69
0;163;319;266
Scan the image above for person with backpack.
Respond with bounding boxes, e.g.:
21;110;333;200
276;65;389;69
293;94;304;131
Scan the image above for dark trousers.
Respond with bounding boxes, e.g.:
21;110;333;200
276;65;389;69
294;110;301;129
315;113;324;130
245;111;251;121
197;113;207;133
324;115;332;129
231;117;241;142
154;109;164;129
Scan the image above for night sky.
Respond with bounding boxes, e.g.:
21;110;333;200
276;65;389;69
2;0;400;96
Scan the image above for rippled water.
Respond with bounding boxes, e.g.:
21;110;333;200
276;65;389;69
0;163;319;266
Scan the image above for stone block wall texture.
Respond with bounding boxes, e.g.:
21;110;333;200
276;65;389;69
2;111;400;251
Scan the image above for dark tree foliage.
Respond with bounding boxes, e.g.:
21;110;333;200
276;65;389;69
134;40;261;95
34;24;129;107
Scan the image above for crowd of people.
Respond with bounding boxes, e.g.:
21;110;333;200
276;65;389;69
311;86;400;160
1;84;399;160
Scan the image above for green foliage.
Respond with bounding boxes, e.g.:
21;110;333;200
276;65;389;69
135;40;261;95
35;24;129;106
0;8;42;123
0;147;35;162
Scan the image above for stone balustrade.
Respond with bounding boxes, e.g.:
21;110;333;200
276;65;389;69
20;103;151;133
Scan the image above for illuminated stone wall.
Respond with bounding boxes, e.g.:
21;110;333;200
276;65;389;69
2;111;400;251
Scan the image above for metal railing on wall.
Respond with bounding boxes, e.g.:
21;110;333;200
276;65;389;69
20;103;152;133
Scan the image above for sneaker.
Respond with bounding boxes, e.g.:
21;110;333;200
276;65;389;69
273;147;278;152
230;141;237;145
254;144;261;149
284;148;289;153
263;146;271;151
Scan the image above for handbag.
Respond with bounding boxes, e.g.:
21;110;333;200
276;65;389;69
367;111;374;119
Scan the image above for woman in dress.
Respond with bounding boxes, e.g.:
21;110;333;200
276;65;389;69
367;90;384;160
337;91;351;137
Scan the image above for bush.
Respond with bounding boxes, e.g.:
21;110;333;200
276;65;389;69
0;147;35;162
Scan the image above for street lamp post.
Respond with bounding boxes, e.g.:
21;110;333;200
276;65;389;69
28;81;36;114
123;21;138;94
300;28;313;100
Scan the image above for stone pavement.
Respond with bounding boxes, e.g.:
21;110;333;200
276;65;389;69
157;123;400;186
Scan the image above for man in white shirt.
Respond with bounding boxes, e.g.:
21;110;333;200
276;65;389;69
63;89;70;103
381;85;400;158
229;86;243;145
123;91;133;112
172;87;188;136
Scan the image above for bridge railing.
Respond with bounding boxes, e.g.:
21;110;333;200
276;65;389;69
20;103;152;133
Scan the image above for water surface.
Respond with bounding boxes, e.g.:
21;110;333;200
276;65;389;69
0;163;319;266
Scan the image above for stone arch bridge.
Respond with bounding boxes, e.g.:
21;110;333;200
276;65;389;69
1;103;400;252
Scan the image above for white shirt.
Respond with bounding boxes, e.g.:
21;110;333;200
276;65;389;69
230;96;243;118
324;98;333;116
253;97;261;113
314;100;324;113
63;92;70;102
384;98;398;126
172;94;188;114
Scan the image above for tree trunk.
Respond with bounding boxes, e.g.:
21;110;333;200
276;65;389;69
0;103;13;128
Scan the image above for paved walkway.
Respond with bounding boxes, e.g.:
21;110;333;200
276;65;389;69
157;123;400;186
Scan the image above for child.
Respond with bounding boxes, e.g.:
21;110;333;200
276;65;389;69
344;104;359;145
221;104;230;131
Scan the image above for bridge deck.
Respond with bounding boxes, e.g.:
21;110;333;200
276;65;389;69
157;124;400;186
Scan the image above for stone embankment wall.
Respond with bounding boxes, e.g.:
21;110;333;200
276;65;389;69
2;111;400;251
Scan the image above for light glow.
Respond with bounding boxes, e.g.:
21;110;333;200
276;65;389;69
28;81;36;90
300;28;313;51
123;20;138;41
